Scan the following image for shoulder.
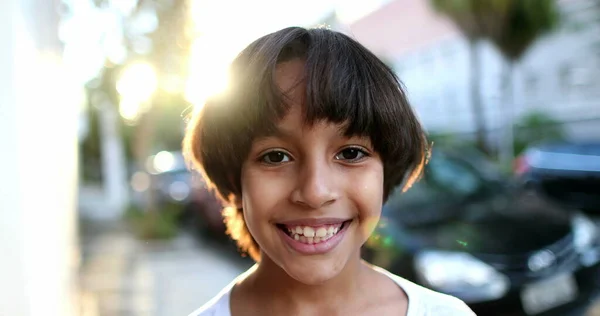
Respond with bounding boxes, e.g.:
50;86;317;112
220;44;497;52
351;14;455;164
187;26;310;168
374;266;475;316
187;290;230;316
187;285;232;316
189;266;258;316
402;281;475;315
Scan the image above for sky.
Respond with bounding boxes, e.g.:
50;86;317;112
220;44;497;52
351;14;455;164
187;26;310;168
60;0;390;106
190;0;388;39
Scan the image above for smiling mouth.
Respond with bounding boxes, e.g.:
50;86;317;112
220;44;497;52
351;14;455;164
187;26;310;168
276;220;352;244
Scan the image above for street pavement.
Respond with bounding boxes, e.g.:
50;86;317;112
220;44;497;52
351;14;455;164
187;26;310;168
78;220;250;316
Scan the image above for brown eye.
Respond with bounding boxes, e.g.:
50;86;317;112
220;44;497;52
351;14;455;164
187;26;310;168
261;151;290;164
335;147;368;162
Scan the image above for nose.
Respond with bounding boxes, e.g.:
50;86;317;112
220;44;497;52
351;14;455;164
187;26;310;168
290;159;339;209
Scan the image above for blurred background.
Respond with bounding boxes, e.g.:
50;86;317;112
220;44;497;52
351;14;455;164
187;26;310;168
1;0;599;315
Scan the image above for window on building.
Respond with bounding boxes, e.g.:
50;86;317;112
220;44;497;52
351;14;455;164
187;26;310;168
558;60;595;99
594;41;600;67
525;70;539;96
559;63;572;92
570;67;591;87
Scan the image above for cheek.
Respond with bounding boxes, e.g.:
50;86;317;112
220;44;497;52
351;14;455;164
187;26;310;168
346;164;384;238
240;167;291;231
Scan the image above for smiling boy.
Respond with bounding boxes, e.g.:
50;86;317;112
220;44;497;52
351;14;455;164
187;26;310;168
185;27;475;316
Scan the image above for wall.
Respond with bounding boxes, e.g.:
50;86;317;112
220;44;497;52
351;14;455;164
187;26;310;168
0;0;80;315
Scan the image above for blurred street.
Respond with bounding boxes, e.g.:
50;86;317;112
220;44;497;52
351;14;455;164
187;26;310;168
2;0;599;315
78;219;251;316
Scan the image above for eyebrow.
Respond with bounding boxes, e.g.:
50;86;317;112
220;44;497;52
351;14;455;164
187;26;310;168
255;125;296;141
257;120;360;141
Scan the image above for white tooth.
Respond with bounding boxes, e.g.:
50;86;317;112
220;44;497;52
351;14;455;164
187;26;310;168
295;226;303;234
294;234;299;240
316;227;327;238
327;227;334;235
313;237;321;243
303;227;315;238
300;236;307;243
307;237;314;244
334;227;339;234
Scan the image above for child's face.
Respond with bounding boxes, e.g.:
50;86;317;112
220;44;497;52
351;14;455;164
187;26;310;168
240;59;384;285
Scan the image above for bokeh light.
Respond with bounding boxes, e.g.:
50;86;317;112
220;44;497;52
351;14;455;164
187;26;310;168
116;62;158;121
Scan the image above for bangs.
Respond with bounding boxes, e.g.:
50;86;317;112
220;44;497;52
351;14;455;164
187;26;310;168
229;28;407;144
303;29;404;139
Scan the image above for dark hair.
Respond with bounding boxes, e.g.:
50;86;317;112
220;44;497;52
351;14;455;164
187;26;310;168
183;27;428;261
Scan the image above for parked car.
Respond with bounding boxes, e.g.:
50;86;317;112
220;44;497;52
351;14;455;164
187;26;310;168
515;141;600;213
182;172;226;239
362;149;600;315
130;151;226;238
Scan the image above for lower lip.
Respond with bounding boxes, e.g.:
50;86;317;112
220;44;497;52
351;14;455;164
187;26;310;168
277;221;350;255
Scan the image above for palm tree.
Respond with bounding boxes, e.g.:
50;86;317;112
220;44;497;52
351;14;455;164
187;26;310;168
429;0;511;155
488;0;559;165
91;0;193;212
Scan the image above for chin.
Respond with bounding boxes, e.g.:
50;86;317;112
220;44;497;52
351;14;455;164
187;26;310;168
283;258;347;285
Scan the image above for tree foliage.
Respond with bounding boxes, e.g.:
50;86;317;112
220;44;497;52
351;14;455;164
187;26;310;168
89;0;193;157
432;0;559;61
489;0;559;62
514;111;565;155
430;0;512;40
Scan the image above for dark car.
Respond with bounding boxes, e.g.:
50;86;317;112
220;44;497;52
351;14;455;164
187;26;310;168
515;141;600;213
362;149;600;315
130;151;226;238
182;173;226;239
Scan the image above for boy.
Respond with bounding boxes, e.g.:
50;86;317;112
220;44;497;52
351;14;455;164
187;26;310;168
184;26;475;316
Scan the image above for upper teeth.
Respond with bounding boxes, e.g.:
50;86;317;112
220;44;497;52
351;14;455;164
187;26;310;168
287;225;340;238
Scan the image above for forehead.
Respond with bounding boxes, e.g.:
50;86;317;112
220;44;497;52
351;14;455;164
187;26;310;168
272;59;348;137
269;106;348;141
274;59;305;106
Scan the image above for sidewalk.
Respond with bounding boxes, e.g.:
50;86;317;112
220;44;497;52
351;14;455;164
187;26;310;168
78;219;247;316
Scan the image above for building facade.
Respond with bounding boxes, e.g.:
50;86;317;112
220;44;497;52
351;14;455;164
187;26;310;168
348;0;600;142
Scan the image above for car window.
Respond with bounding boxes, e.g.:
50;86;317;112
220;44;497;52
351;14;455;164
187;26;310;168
385;152;487;210
427;154;482;196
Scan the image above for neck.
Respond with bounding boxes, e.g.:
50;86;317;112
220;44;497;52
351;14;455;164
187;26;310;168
250;251;369;309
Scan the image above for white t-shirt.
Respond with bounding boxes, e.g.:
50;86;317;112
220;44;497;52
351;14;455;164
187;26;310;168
188;266;476;316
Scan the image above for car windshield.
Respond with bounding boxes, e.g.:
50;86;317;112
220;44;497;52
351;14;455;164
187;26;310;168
384;151;495;225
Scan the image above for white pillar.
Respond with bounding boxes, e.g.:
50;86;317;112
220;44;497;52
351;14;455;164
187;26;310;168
0;2;28;315
0;0;79;315
98;100;130;219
